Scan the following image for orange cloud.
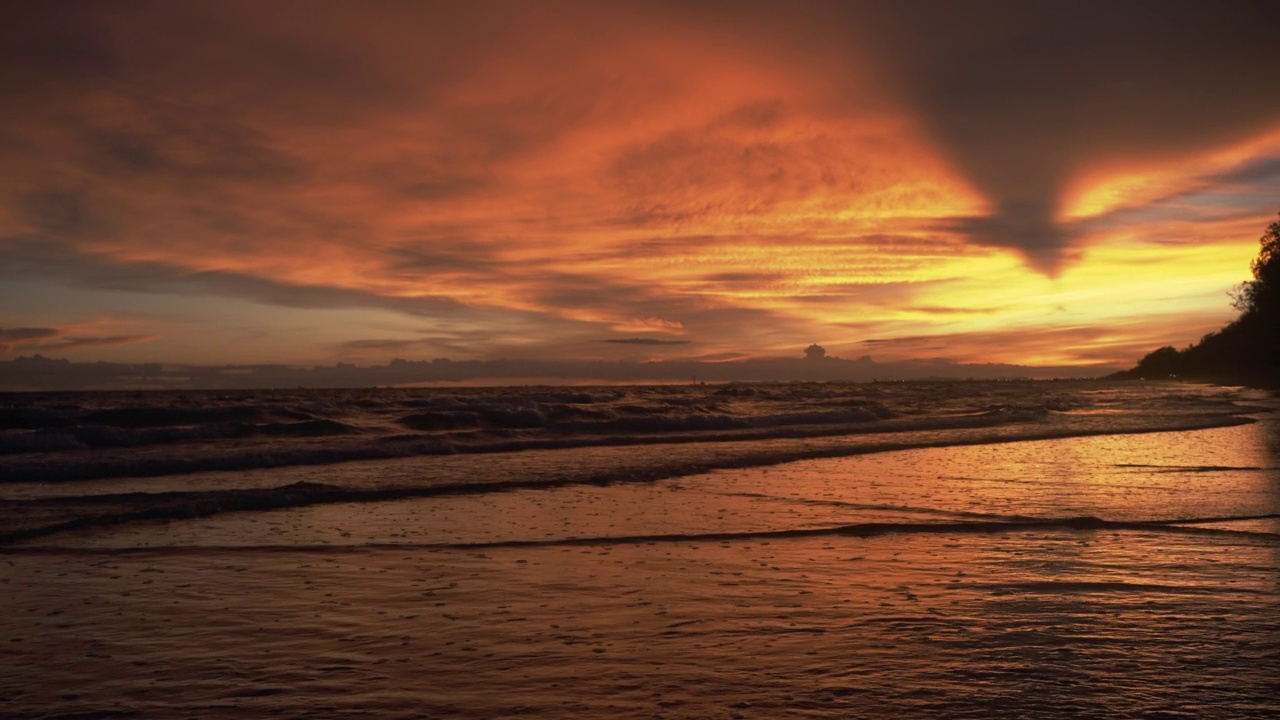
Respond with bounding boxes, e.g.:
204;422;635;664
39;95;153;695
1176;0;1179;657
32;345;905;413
2;2;1279;368
0;320;157;357
1061;128;1280;222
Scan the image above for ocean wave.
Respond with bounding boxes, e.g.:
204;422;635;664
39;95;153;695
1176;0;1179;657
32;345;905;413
0;405;1251;484
0;381;1261;486
9;513;1278;554
424;513;1280;550
0;419;360;454
0;407;75;430
79;405;274;427
0;411;1261;545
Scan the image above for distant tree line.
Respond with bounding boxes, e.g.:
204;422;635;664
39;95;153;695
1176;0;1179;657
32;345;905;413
0;352;1111;392
1120;213;1280;384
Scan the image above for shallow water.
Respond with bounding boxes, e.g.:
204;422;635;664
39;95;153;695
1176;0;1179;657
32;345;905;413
6;532;1279;719
1;381;1278;718
0;380;1257;488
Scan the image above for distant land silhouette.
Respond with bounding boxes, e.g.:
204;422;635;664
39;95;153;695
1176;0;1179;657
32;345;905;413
12;214;1279;392
1116;213;1280;385
0;353;1113;392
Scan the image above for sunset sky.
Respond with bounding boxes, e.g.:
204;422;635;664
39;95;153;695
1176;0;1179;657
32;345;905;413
3;0;1280;371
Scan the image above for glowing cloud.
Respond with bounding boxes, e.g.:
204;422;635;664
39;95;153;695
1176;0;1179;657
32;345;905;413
2;1;1279;370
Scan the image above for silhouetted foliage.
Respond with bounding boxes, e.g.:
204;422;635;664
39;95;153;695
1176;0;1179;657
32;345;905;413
1232;215;1280;319
804;344;827;360
1122;213;1280;384
1130;346;1182;378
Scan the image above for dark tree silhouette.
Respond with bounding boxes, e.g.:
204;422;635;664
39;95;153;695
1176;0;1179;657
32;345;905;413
1124;213;1280;383
1232;214;1280;319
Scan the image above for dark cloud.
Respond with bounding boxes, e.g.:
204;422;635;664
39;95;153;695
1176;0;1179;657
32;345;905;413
839;0;1280;271
0;327;59;342
0;0;1274;369
603;338;691;345
860;335;937;346
0;242;468;317
51;334;156;351
361;154;494;203
938;214;1080;273
78;108;308;185
0;1;120;94
341;336;485;355
387;246;501;276
530;272;667;312
1062;150;1280;239
340;339;426;352
0;325;155;356
18;187;106;240
1211;153;1280;187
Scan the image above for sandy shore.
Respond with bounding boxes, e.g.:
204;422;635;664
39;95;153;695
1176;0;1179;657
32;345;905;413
3;419;1278;718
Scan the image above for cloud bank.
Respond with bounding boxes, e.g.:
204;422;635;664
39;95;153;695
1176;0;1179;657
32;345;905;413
2;1;1279;370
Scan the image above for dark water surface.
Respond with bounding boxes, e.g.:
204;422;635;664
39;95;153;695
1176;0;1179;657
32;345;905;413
2;381;1278;718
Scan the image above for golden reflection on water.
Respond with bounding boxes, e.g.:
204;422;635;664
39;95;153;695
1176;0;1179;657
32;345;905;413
4;416;1280;717
4;528;1277;718
39;418;1280;552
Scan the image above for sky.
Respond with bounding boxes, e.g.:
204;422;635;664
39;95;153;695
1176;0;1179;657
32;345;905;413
3;0;1280;372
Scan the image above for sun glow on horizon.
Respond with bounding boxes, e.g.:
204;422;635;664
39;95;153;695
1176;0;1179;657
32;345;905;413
3;2;1280;373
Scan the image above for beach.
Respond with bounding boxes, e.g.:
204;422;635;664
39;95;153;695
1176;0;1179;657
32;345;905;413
2;381;1278;718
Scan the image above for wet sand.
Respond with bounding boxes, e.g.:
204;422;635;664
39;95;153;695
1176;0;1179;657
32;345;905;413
3;419;1279;718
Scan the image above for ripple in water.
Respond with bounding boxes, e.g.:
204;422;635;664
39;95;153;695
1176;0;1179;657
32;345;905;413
1;382;1277;718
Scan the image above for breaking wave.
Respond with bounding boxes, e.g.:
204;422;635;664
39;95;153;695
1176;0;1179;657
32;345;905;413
9;513;1279;554
0;381;1260;483
0;380;1270;546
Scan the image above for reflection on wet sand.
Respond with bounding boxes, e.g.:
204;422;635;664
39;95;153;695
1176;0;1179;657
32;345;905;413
3;413;1278;718
3;531;1277;718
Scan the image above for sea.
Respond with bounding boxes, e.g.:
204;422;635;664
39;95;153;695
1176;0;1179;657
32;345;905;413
1;380;1278;718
